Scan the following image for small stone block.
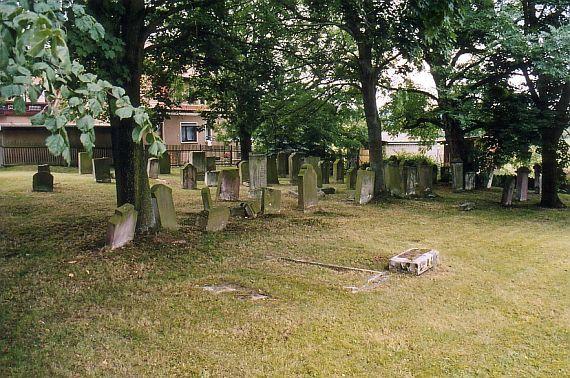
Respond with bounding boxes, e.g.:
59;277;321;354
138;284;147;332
389;248;439;275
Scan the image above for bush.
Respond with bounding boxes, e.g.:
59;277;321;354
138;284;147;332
384;153;436;167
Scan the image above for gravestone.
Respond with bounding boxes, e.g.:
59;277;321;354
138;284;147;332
501;176;516;206
106;203;137;250
298;163;318;211
205;170;219;187
345;167;357;190
464;171;476;191
267;155;279;185
389;248;439;275
249;154;268;192
385;161;402;196
355;169;375;204
238;160;249;184
417;164;434;195
189;151;206;180
32;164;53;192
516;166;531;201
92;157;112;183
533;164;542;194
319;161;330;185
451;159;464;191
216;168;240;201
150;184;177;230
181;163;198;189
277;151;290;177
78;152;92;174
288;152;305;184
159;152;171;174
205;207;230;232
147;158;159;179
440;166;451;183
206;156;217;172
201;187;213;211
262;187;281;214
305;156;322;188
401;164;418;196
332;158;345;183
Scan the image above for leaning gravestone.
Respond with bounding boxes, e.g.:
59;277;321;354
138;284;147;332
78;152;92;174
401;164;418;197
181;163;198;189
147;157;159;179
262;187;281;214
238;160;249;184
277;151;290;177
298;163;318;211
206;156;217;172
355;169;375;204
150;184;178;230
451;159;464;191
305;156;322;188
205;207;230;232
201;187;213;211
205;170;219;187
345;167;357;190
533;164;542;194
288;152;305;185
159;152;171;174
92;157;112;183
249;154;268;192
332;158;344;183
385;161;402;196
217;168;240;201
33;164;53;192
516;166;531;201
501;176;516;206
189;151;206;180
267;155;279;185
464;171;476;191
106;203;138;250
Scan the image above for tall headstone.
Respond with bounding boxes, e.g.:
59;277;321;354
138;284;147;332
355;169;375;204
106;203;137;250
385;161;401;196
320;161;330;185
216;168;240;201
261;187;281;214
533;164;542;194
181;163;198;189
189;151;206;180
32;164;53;192
78;152;92;174
267;155;279;185
305;156;322;188
147;157;159;179
298;163;318;211
206;156;217;172
249;154;268;192
92;157;112;183
238;160;249;184
465;172;476;191
277;151;290;177
332;158;344;183
159;152;171;174
201;187;213;211
205;170;219;187
451;159;464;191
516;166;531;201
150;184;177;230
288;152;305;185
417;164;434;195
345;167;357;190
501;176;516;206
401;164;418;196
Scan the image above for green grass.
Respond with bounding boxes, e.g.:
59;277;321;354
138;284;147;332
1;166;569;376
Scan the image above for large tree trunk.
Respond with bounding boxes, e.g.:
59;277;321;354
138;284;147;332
540;128;565;208
357;43;384;195
238;126;252;161
444;121;470;165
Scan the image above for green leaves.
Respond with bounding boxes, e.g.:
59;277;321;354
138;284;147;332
13;96;26;114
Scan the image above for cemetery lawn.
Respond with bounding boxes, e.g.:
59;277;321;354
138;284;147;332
1;166;569;376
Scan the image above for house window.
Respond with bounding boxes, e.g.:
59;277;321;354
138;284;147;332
180;122;198;143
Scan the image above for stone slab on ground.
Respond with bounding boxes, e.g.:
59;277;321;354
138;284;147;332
388;248;439;275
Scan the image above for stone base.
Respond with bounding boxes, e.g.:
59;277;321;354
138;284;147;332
388;248;439;275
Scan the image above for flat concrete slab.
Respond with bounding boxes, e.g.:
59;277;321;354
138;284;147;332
388;248;439;275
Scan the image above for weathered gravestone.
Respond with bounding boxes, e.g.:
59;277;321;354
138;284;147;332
106;203;137;250
159;152;171;174
261;187;281;214
298;163;318;211
319;161;330;185
533;164;542;194
33;164;53;192
385;161;402;196
516;166;531;201
277;151;290;177
189;151;206;180
206;156;217;172
238;160;249;184
417;164;434;195
355;169;375;204
205;206;230;232
389;248;439;275
345;167;357;190
249;154;268;192
216;168;240;201
440;166;451;183
92;157;112;183
464;171;476;191
205;170;219;187
451;159;464;191
288;152;305;184
181;163;198;189
501;175;516;206
305;156;322;188
401;164;418;197
150;184;178;230
147;157;159;179
332;158;345;183
201;187;213;211
267;155;279;185
78;152;92;174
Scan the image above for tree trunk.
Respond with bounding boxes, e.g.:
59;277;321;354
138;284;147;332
357;43;384;195
239;126;252;161
540;128;565;208
444;122;470;165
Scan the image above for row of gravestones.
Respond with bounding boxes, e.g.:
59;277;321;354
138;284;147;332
383;161;437;198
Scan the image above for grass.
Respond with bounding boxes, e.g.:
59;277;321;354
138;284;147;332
0;166;569;376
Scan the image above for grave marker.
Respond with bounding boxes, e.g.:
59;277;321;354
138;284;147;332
262;187;281;214
288;152;305;184
147;157;159;179
78;152;92;174
92;157;112;183
159;152;171;174
216;168;240;201
319;161;330;185
332;158;344;183
465;171;476;191
249;154;268;192
355;169;375;204
305;156;322;188
516;166;531;201
32;164;53;192
277;151;290;177
451;159;464;191
181;163;198;189
501;175;516;206
205;207;230;232
205;170;219;187
201;187;213;211
267;155;279;185
189;151;206;180
345;167;357;190
238;160;249;184
298;163;318;211
106;203;137;250
206;156;217;172
401;164;417;196
533;164;542;194
150;184;178;230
